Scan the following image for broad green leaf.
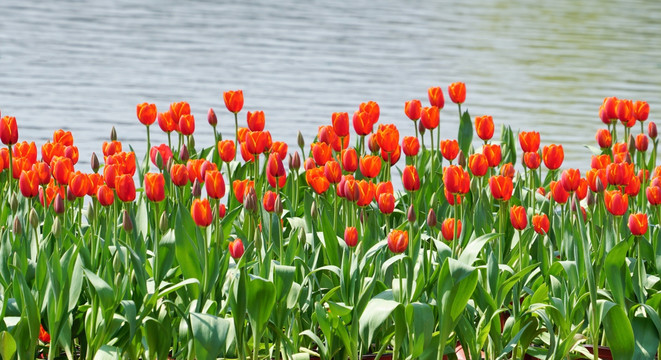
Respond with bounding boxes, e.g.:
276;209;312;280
245;276;276;342
605;239;631;309
359;296;403;351
633;316;659;360
0;331;16;360
600;300;634;360
93;345;120;360
190;312;232;360
458;110;473;156
458;233;499;266
83;269;115;311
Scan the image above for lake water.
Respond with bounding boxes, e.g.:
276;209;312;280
1;0;660;173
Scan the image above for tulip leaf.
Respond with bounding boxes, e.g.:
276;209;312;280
190;312;233;360
501;125;517;166
458;110;473;156
599;300;634;360
459;232;499;266
83;269;115;311
0;331;16;360
174;210;202;298
93;345;120;360
245;276;276;343
632;316;660;360
605;239;631;309
359;295;403;351
406;302;434;358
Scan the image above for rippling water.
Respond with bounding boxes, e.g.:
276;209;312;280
1;0;660;171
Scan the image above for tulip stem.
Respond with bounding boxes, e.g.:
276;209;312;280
398;259;405;304
146;125;151;170
234;112;239;161
153;201;161;287
430;129;435;184
7;144;13;198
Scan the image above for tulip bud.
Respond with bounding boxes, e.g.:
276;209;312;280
625;152;632;165
298;228;307;245
29;208;39;229
160;212;169;233
595;176;605;193
407;204;416;223
274;194;283;215
189;135;196;151
649;121;657;139
13;216;22;236
290;152;301;170
86;202;95;223
91;152;100;173
457;150;466;168
218;203;227;219
179;144;189;162
113;254;122;273
244;188;257;213
10;194;18;213
587;190;596;206
123;210;133;233
166;157;175;173
571;193;579;212
67;187;75;202
54;193;65;214
310;201;317;219
297;131;305;149
628;134;635;155
418;120;426;136
52;216;61;237
208;108;217;126
191;179;201;198
368;134;380;153
427;208;437;228
110;126;117;141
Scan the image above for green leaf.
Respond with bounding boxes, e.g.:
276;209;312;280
632;316;659;360
600;300;634;360
605;239;631;309
93;345;120;360
406;302;434;358
83;269;115;311
458;233;499;266
0;331;16;360
359;296;403;351
174;210;202;298
190;312;233;360
245;276;276;342
458;110;473;156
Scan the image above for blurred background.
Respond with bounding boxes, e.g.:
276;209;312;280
1;0;660;171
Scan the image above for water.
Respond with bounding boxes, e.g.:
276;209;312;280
1;0;660;173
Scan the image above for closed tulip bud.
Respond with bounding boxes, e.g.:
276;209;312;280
571;193;579;212
154;150;163;169
179;144;189;162
13;216;22;236
628;213;648;236
625;152;632;164
587;190;596;206
191;179;201;198
229;239;245;260
407;204;416;223
218;204;227;218
344;227;358;248
123;210;133;233
52;216;61;237
368;134;380;153
86;202;95;223
427;208;437;228
636;134;649;152
290;152;301;170
648;122;657;139
54;193;65;214
310;201;317;218
110;126;117;141
66;187;75;201
160;212;169;233
29;208;39;229
418;120;426;136
166;157;175;173
244;188;257;213
208;108;217;126
10;194;18;213
596;176;605;193
387;229;409;254
457;150;466;167
628;134;636;155
189;135;196;150
91;152;99;173
274;194;283;215
297;131;305;149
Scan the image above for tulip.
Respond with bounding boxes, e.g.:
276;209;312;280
169;102;191;125
87;173;103;196
344;227;358;248
405;99;422;121
39;324;51;344
223;90;244;114
324;161;342;184
51;156;73;185
376;124;399;153
0;116;18;145
603;97;618;120
169;164;188;187
136;103;157;126
604;190;628;216
158;112;177;133
560;169;581;192
52;129;73;146
550;181;569;204
448;82;466;104
595;129;612;149
306;167;330;194
519;131;541;152
624;175;641;196
68;171;91;198
483;144;502;167
387;229;408;254
204;170;225;199
102;141;122;157
402;165;420;191
441;219;462;241
523;152;540;170
420;106;440;130
332;112;350;137
150;144;173;170
246;111;265;132
342;176;360;202
402;136;420;157
19;170;39;198
178;114;195;136
311;142;333;166
606;162;634;187
468;153;488;176
475;115;494;141
341;148;358;173
633;101;649;122
145;173;165;202
116;174;136;202
356;180;375;207
510;206;527;230
489;175;513;201
628;213;648;235
440;139;459;161
542;144;564;170
647;186;661;205
32;162;50;185
359;101;380;124
375;181;394;199
380;145;401;166
106;152;136;176
270;141;288;161
444;165;469;194
263;190;277;212
648;122;657;139
267;153;286;178
13;141;37;164
228;239;245;260
352;110;374;136
213;140;235;164
427;87;445;109
378;193;395;214
636;134;649;152
207;108;217;127
616;99;634;125
39;180;65;208
233;179;254;204
591;154;611;170
576;178;588;200
42;142;65;164
359;155;382;178
191;198;213;227
532;214;550;235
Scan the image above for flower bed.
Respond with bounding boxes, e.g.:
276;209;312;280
0;86;659;360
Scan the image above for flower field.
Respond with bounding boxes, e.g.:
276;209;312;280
0;85;659;360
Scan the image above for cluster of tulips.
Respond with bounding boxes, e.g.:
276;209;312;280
0;84;659;360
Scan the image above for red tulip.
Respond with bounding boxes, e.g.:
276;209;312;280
169;102;191;125
68;171;91;198
402;136;420;157
633;101;649;121
359;155;382;178
217;140;236;163
420;106;440;130
267;153;286;179
42;142;65;164
560;169;581;192
444;165;469;194
603;97;618;120
52;129;73;146
375;181;394;199
510;205;527;230
191;198;213;227
519;131;540;152
13;141;37;164
376;124;399;153
542;144;564;170
136;103;157;126
380;145;400;166
341;148;358;173
604;190;628;216
378;193;395;214
208;108;217;126
145;172;165;202
223;90;244;114
523;152;541;170
550;181;569;204
158;112;177;133
427;87;445;109
468;153;488;176
356;180;375;207
0;116;18;145
332;112;350;137
116;174;136;202
170;164;189;187
402;165;420;191
616;99;634;126
359;101;380;125
232;179;254;204
606;162;634;187
648;122;657;139
591;154;611;170
352;110;374;136
324;160;342;184
595;129;612;149
106;152;136;176
205;170;225;199
344;227;358;248
489;175;513;201
39;324;51;344
150;144;173;169
178;114;195;136
32;162;50;185
102;141;122;158
475;115;494;141
244;131;269;155
387;229;408;254
624;175;641;196
628;213;648;235
586;168;607;192
19;170;39;198
441;218;462;241
440;139;459;161
95;184;114;207
636;134;649;152
448;82;466;104
405;99;422;120
247;111;265;131
51;156;73;185
483;144;502;167
311;142;333;166
270;141;288;161
228;239;245;259
647;186;661;205
532;214;550;235
267;170;287;189
263;190;277;212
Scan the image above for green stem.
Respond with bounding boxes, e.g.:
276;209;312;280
234;112;239;161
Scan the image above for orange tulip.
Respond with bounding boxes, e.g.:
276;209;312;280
12;157;30;179
169;102;191;125
32;162;50;185
586;168;607;192
595;129;612;149
13;141;37;164
448;82;466;104
381;145;400;166
223;90;244;114
0;116;18;145
440;139;459;161
624;175;641;196
550;181;569;204
344;227;358;248
247;110;265;131
616;99;634;126
376;124;399;153
378;193;395;214
311;142;333;166
51;156;73;185
352;110;373;136
475;115;494;141
359;155;382;178
387;229;408;254
402;136;420;157
39;324;51;344
510;206;527;230
441;218;462;241
356;180;375;207
532;214;550;235
523;152;541;170
368;133;380;153
427;87;445;109
116;174;136;202
375;181;394;199
483;144;502;167
603;97;618;120
647;186;661;205
263;190;277;212
103;164;119;189
606;162;634;187
205;170;226;199
64;145;79;165
215;140;235;163
341;175;360;202
627;213;647;235
39;179;65;208
102;141;123;157
332;112;350;137
233;179;255;204
87;173;104;196
518;131;540;153
228;238;245;260
542;144;564;170
604;190;628;216
468;153;488;177
136;103;157;126
402;165;420;191
41;142;65;164
170;164;189;187
178;114;195;135
489;175;513;201
560;169;581;192
267;170;287;189
405;99;422;120
158;111;177;133
341;148;358;173
68;171;91;198
191;198;213;227
500;163;515;179
359;101;380;124
106;152;136;176
244;131;269;155
420;106;440;130
324;160;342;184
634;101;649;122
270;141;288;161
306;167;330;194
591;154;611;170
19;170;39;198
52;129;73;146
267;153;286;179
636;134;649;152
